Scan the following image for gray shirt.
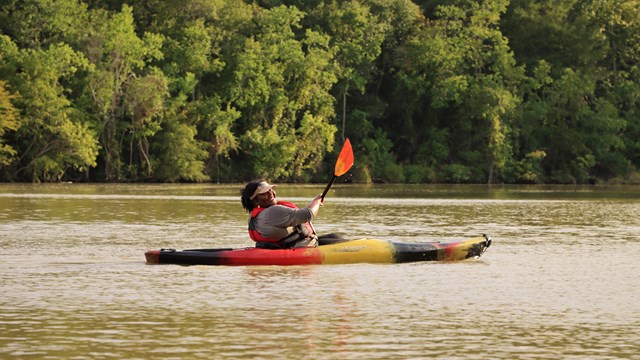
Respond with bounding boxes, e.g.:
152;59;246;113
252;204;314;240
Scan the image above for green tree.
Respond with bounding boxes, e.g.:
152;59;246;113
199;98;240;182
504;0;632;182
309;1;386;142
119;0;235;182
586;0;640;178
0;0;90;49
449;0;523;183
152;120;209;182
123;71;168;178
502;0;607;74
391;0;522;183
225;5;338;181
525;68;626;183
0;38;98;181
0;80;20;166
81;5;164;181
153;74;221;183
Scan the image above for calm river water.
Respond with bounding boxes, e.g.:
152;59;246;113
1;183;639;359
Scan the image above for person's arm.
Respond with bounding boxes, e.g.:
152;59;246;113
267;195;323;228
266;205;312;228
307;194;323;217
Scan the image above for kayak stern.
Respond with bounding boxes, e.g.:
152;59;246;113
145;250;160;264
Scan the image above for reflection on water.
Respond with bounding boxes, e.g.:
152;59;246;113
1;184;639;359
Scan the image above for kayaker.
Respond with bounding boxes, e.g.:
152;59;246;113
241;180;323;249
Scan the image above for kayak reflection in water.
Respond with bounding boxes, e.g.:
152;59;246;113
240;180;344;249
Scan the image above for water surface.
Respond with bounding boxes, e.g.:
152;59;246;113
1;184;639;359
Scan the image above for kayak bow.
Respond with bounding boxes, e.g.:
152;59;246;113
145;234;491;266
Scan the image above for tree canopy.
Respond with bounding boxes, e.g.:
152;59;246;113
1;0;639;184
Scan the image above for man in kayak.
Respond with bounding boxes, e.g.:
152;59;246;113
241;180;323;249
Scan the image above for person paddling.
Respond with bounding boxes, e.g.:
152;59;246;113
241;180;323;249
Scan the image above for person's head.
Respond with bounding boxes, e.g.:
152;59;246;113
240;179;277;212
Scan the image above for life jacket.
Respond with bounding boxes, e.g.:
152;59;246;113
248;201;316;246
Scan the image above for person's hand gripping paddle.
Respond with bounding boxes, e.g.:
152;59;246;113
320;138;354;201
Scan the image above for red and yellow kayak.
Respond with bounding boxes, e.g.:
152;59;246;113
144;235;491;266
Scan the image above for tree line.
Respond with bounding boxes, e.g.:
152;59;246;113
1;0;639;184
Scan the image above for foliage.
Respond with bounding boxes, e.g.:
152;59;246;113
226;5;338;181
0;80;20;166
0;0;639;183
0;33;98;181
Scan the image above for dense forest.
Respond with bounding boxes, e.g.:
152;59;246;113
1;0;639;184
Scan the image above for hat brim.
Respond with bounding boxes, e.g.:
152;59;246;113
250;182;277;200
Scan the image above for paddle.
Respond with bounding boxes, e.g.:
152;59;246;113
320;138;354;201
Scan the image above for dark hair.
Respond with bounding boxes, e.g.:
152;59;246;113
240;179;265;212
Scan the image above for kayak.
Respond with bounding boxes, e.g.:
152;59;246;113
144;234;492;266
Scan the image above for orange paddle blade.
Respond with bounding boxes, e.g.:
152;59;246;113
334;138;354;176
